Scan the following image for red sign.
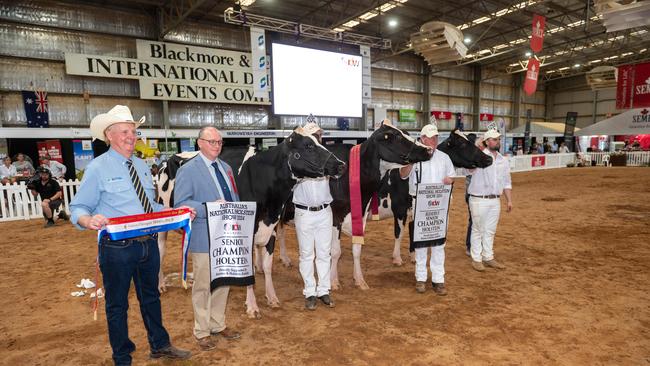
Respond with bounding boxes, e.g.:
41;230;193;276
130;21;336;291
479;113;494;122
530;14;546;53
524;58;540;96
430;110;452;119
616;62;650;109
37;139;63;164
532;155;546;168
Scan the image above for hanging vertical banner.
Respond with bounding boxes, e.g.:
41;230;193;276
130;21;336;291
37;140;63;163
524;58;540;96
616;61;650;109
73;140;94;180
206;201;257;290
250;27;269;99
360;45;372;105
530;14;546;53
498;118;507;154
564;112;578;152
524;109;532;153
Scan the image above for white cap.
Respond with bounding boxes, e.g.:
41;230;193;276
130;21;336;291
484;129;501;140
303;122;322;135
420;124;439;138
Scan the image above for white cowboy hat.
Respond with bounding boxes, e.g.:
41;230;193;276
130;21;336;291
90;105;145;141
483;129;501;140
420;124;439;138
303;122;323;136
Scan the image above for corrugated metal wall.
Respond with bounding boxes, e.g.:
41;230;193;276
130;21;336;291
547;75;618;128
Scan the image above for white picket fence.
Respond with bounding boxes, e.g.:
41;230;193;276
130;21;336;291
0;179;79;222
1;151;648;222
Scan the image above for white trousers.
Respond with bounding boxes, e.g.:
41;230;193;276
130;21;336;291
295;206;333;297
469;197;501;262
414;244;446;283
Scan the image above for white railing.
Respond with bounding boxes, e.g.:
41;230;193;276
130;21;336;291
580;151;650;166
0;179;78;222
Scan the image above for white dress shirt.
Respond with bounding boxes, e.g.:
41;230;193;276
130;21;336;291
0;163;17;179
405;149;455;196
44;160;67;179
467;149;512;196
292;178;332;207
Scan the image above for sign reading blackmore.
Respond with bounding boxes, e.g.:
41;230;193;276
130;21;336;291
65;40;270;105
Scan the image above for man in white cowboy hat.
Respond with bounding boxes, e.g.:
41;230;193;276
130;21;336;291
293;118;336;310
400;123;456;295
466;128;513;272
70;105;194;365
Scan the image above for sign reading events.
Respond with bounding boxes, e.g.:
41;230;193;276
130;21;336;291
64;40;270;105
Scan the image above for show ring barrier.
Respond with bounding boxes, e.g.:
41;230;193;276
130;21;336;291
1;152;648;222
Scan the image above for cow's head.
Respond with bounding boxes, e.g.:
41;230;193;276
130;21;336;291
370;120;432;166
285;127;346;179
437;129;493;169
156;151;199;207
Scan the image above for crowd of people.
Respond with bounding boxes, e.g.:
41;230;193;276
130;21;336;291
0;153;68;184
510;140;570;156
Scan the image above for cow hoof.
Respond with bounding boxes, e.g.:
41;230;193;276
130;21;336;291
280;258;292;268
392;257;403;266
158;284;166;293
247;310;262;319
267;300;281;309
355;279;370;290
255;269;264;275
331;280;341;291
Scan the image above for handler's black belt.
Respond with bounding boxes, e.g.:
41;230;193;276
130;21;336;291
295;203;329;212
470;194;500;199
101;233;158;244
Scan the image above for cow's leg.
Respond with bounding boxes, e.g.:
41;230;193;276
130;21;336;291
157;231;168;293
352;243;369;290
263;235;280;308
277;224;292;268
245;285;262;319
330;226;342;290
254;245;264;274
392;217;405;266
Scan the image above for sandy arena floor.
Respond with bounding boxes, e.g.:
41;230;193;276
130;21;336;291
1;167;649;365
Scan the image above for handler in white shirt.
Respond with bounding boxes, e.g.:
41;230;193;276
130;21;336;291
41;155;67;180
400;124;455;295
293;122;335;310
467;129;513;271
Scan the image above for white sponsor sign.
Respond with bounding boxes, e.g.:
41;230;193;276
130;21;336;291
250;27;269;99
206;201;257;289
413;183;452;243
64;39;270;105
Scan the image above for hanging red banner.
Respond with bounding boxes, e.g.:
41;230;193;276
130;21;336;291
37;139;64;164
479;113;494;122
430;110;452;120
530;14;545;53
523;58;540;96
616;62;650;109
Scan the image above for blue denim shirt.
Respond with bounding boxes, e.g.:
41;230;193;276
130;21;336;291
70;148;163;229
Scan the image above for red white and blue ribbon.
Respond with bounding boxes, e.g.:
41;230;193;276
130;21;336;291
97;208;193;288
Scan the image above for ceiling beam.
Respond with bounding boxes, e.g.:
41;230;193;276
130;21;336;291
159;0;209;38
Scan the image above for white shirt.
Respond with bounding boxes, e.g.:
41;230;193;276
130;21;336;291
467;149;512;196
292;177;333;207
559;145;570;153
44;160;67;179
406;149;455;196
0;163;17;179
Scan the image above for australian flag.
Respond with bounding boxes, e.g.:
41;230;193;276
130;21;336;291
22;90;49;128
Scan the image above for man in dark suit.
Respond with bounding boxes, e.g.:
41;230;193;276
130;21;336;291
174;127;241;352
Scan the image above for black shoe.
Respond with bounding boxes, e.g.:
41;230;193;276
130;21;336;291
58;211;69;221
318;294;335;308
150;345;191;360
305;296;317;310
44;219;55;228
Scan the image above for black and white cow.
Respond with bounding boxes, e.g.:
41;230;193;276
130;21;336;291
155;128;345;319
372;129;494;266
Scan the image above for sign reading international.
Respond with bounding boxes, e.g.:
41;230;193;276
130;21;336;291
412;183;452;245
206;201;257;290
65;40;270;105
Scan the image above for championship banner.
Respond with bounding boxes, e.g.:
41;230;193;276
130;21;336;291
412;183;452;246
206;201;257;290
250;27;269;99
524;58;540;96
530;14;545;53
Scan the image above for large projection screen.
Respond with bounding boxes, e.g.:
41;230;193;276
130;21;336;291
271;43;362;118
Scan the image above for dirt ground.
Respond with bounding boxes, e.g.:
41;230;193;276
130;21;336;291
1;167;649;366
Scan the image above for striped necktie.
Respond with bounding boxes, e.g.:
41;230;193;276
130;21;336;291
126;159;153;213
211;162;233;202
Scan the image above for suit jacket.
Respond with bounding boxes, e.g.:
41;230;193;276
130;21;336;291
174;155;239;253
